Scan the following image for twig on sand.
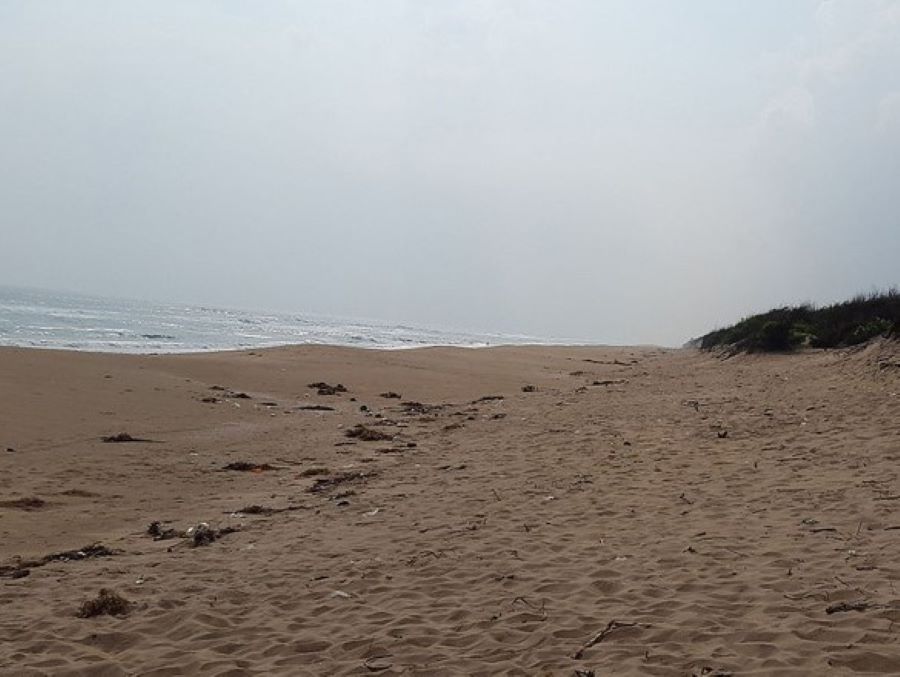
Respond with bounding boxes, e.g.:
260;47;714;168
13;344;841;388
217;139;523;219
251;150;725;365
826;600;871;614
573;620;640;659
825;600;900;614
101;432;159;443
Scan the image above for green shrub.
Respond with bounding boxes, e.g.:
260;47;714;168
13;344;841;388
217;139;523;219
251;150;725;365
756;320;792;351
697;288;899;353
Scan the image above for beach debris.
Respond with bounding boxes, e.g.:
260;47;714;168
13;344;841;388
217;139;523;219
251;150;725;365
590;379;628;386
148;519;242;545
5;447;15;453
826;600;871;614
363;655;393;672
308;471;375;494
230;504;309;517
44;544;114;563
0;566;27;580
308;382;347;396
691;668;733;677
1;543;115;579
0;496;47;510
380;391;402;399
236;505;275;516
405;550;446;566
222;461;277;472
473;395;504;403
400;401;442;415
230;392;251;399
299;467;330;477
296;404;335;411
185;522;239;547
59;488;100;498
490;413;507;420
521;385;537;392
201;396;219;403
573;620;640;659
101;432;156;443
77;589;133;618
574;670;596;677
187;523;213;546
717;430;729;439
147;521;183;541
345;424;393;442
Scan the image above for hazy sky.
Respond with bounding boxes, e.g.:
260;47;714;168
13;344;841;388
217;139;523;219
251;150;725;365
1;1;898;345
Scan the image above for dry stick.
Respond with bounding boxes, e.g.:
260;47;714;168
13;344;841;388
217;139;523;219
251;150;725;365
275;457;305;466
573;620;639;660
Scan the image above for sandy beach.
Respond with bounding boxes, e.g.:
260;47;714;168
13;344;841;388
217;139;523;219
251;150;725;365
1;341;899;676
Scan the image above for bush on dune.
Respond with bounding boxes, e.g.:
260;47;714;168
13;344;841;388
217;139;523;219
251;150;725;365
697;289;900;353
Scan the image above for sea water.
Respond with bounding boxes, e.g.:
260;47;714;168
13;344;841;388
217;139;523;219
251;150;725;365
0;286;549;353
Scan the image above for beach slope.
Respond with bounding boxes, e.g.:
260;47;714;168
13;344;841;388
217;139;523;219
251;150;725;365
1;342;899;675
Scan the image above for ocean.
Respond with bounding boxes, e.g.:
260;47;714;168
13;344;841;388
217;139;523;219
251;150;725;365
0;286;551;354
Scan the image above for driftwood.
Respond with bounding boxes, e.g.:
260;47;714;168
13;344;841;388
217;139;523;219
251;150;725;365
573;620;640;659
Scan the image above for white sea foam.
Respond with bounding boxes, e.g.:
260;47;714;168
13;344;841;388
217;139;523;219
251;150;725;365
0;286;569;354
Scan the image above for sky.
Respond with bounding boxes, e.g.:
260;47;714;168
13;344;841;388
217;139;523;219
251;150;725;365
1;0;898;346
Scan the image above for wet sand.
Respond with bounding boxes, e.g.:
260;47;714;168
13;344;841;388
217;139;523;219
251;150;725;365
1;341;899;675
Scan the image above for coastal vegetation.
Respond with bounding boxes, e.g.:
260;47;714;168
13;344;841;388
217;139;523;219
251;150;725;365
698;289;899;353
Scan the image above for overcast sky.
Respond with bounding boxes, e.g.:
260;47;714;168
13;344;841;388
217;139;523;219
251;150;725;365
1;1;898;345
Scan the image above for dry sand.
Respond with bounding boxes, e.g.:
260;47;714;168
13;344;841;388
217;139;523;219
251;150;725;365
1;341;899;676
